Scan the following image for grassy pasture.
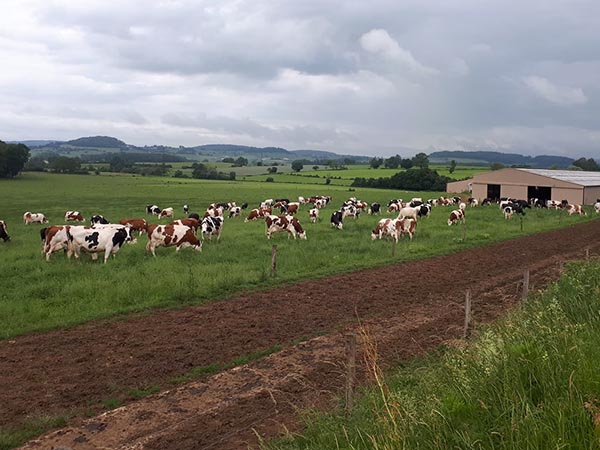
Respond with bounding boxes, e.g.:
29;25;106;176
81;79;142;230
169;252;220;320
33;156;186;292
0;172;595;339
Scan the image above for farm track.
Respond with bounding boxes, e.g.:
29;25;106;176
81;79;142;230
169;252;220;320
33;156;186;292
3;219;600;449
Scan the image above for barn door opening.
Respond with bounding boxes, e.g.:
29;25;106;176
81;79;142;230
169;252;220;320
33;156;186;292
527;186;551;203
487;184;501;201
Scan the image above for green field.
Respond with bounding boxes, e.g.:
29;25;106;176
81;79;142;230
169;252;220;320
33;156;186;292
247;164;488;185
0;172;594;339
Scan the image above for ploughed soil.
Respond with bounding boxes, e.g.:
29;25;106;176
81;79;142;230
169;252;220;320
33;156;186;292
2;220;599;449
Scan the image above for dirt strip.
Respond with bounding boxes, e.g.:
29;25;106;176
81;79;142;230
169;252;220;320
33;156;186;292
1;220;598;449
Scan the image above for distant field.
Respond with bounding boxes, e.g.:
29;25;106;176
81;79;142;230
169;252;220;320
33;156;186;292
247;164;488;184
0;172;595;340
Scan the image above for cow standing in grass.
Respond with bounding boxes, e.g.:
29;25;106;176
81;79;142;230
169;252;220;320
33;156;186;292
0;220;9;242
146;224;202;256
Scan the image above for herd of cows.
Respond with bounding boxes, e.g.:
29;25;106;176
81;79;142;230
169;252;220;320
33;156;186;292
1;195;599;263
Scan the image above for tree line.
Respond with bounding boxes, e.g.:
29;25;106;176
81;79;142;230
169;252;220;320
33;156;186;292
352;168;451;191
0;141;30;178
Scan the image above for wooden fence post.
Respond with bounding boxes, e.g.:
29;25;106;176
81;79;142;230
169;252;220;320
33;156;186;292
271;244;277;276
345;333;357;413
586;247;590;260
463;289;472;339
522;269;530;300
392;239;396;257
559;259;564;274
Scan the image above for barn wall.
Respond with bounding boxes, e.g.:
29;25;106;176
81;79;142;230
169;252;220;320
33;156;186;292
501;184;528;200
552;187;584;204
471;168;579;189
471;183;487;201
583;186;600;205
446;179;472;193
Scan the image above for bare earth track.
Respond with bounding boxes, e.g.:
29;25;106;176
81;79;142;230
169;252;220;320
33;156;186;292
1;220;598;449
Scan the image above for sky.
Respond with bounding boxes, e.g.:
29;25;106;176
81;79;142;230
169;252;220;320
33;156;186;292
1;0;599;157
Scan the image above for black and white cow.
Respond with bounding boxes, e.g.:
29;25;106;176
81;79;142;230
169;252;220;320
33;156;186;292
595;199;600;214
201;216;224;240
183;204;189;214
417;204;431;218
0;220;9;242
241;202;249;210
146;204;161;216
368;202;381;215
90;215;109;225
67;225;132;263
331;210;344;229
228;206;242;218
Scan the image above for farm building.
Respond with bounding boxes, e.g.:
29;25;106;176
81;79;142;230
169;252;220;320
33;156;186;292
447;168;600;205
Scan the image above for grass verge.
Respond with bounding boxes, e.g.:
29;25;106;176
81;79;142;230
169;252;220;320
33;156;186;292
267;260;600;450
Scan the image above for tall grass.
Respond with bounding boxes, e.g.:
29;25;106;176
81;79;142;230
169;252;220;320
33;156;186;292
0;173;595;339
268;261;600;450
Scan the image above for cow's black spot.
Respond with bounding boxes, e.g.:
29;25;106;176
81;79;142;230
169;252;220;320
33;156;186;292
85;232;100;249
112;229;128;247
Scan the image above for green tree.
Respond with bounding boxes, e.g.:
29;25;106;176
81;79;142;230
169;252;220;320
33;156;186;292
232;157;248;167
490;162;505;171
572;157;600;171
0;141;30;178
312;165;319;171
412;152;429;169
291;160;304;172
48;156;81;173
370;158;383;169
400;158;414;169
448;159;457;174
384;155;400;169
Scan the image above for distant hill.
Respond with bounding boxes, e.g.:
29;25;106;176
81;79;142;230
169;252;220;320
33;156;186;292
66;136;128;149
429;151;573;168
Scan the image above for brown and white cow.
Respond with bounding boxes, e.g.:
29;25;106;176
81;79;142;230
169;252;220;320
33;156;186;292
64;211;85;222
265;215;307;240
40;225;70;260
170;218;200;232
146;224;202;256
568;204;586;216
23;212;48;224
119;218;148;235
371;218;392;240
448;209;465;226
159;207;174;219
309;208;319;223
245;208;271;222
282;202;299;215
393;218;417;241
204;206;224;218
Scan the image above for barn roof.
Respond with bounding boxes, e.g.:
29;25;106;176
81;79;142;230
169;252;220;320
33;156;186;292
517;168;600;187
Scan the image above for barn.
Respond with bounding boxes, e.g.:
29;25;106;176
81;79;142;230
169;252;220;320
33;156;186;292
447;168;600;205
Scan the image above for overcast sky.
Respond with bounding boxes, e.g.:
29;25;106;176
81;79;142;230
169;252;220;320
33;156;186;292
1;0;598;157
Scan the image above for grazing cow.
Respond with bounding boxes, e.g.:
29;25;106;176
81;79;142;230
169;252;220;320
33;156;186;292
547;200;561;209
241;202;249;210
281;202;299;214
170;218;200;232
183;204;189;214
398;206;419;221
468;198;479;207
23;212;48;224
146;205;161;216
387;203;401;213
260;199;274;209
201;216;224;240
188;213;200;220
228;206;242;218
341;205;360;219
482;198;494;206
159;207;174;219
119;218;148;235
368;203;381;215
595;199;600;214
146;224;202;256
409;198;423;207
65;211;85;222
568;204;586;216
331;210;344;230
448;209;465;226
0;220;9;242
298;196;306;204
388;199;403;207
371;218;392;240
309;208;319;223
314;198;327;209
204;206;224;218
67;225;132;263
90;215;109;225
40;225;70;260
459;202;466;211
265;215;306;240
245;208;271;222
427;198;439;206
